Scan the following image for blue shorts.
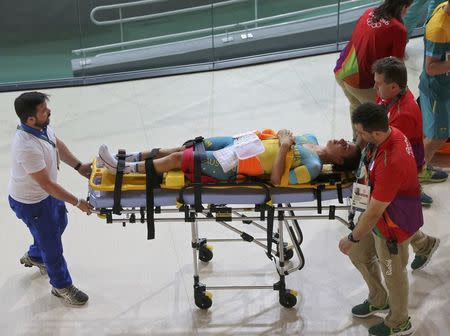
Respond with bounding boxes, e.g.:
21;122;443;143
420;91;450;140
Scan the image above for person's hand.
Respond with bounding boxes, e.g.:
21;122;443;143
277;129;295;147
339;236;354;255
78;162;92;179
77;199;93;215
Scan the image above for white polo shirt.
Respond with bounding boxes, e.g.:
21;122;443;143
8;125;59;204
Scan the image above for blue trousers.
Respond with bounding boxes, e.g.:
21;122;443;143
9;195;72;288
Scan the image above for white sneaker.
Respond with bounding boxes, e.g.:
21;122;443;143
98;144;133;174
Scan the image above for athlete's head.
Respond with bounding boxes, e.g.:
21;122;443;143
325;139;361;170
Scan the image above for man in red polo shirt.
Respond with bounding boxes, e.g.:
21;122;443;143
373;57;447;194
339;103;422;336
372;57;440;270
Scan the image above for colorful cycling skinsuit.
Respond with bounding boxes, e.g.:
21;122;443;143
181;135;322;184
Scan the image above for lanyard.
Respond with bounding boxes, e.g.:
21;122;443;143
17;125;56;148
383;89;406;114
17;124;60;170
356;144;378;188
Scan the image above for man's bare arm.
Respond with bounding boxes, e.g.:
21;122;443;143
339;197;390;255
352;198;390;241
56;137;80;168
30;168;92;214
425;56;450;76
56;137;92;178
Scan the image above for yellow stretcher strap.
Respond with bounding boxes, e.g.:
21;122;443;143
280;149;294;187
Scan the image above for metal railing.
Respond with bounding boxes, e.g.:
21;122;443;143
90;0;249;26
73;0;379;57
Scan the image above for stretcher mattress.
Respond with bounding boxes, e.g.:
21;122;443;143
88;186;352;208
88;158;353;208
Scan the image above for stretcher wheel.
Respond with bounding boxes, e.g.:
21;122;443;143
284;248;294;261
276;245;294;261
195;291;213;310
279;290;297;308
199;245;213;262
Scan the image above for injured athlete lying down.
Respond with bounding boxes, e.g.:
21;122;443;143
98;129;361;185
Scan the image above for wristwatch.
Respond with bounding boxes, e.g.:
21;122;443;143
347;232;360;243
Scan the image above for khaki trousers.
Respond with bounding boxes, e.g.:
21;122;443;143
349;233;411;328
336;77;376;139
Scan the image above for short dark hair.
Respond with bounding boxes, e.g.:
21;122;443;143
372;57;407;89
14;91;49;123
334;146;362;171
352;103;389;133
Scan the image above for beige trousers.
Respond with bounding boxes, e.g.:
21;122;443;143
349;233;411;328
336;77;376;139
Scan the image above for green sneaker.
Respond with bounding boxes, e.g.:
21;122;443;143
411;237;440;271
418;165;448;184
368;317;413;336
352;299;389;318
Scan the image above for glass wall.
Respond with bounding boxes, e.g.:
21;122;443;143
212;0;340;62
0;0;419;91
76;0;215;77
0;0;83;84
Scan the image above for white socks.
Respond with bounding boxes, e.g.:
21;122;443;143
98;144;138;174
115;151;141;162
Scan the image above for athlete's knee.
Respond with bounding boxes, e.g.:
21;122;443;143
168;151;183;168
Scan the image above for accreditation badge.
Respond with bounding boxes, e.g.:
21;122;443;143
351;182;371;211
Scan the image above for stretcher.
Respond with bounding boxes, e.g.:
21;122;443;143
88;139;356;309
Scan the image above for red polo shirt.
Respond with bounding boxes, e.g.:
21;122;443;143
376;89;425;171
369;127;423;242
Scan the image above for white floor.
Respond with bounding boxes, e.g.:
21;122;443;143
0;38;449;336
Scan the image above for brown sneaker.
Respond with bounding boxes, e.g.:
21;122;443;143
51;285;89;306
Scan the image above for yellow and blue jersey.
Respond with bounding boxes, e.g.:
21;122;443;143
201;135;322;184
419;2;450;99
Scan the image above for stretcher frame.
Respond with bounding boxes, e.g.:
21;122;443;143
88;139;356;309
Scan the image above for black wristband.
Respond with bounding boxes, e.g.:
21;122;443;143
74;162;82;171
348;232;360;243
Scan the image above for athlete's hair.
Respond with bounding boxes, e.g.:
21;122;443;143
333;146;362;171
